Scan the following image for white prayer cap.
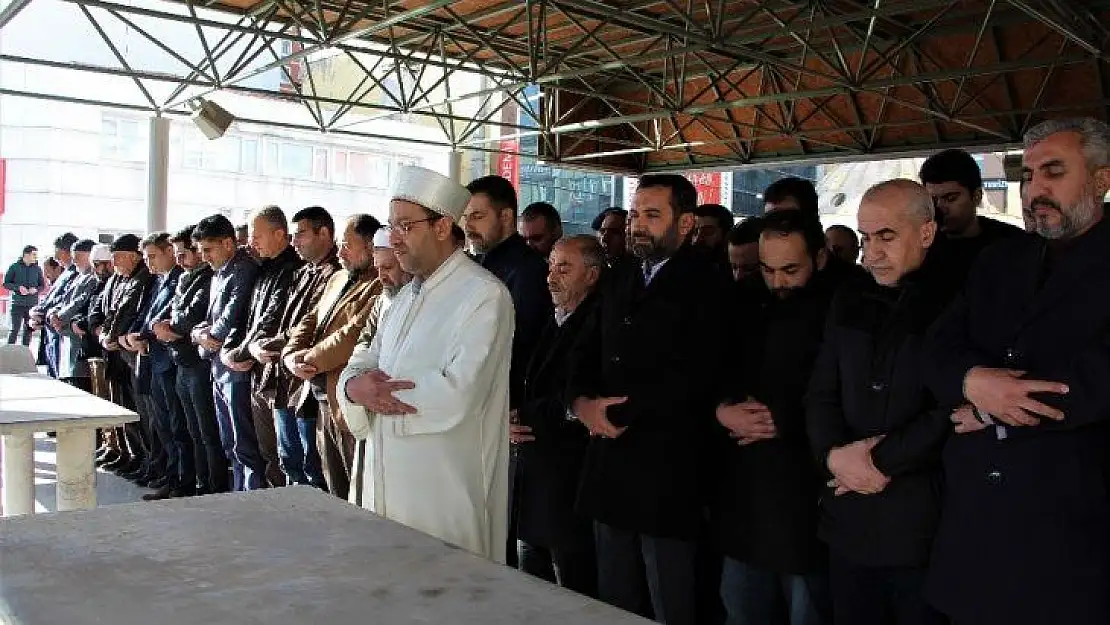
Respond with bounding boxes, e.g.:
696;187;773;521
90;244;112;263
373;227;392;249
390;165;471;221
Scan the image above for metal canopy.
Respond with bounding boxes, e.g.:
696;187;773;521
2;0;1109;173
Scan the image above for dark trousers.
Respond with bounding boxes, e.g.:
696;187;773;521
318;399;355;500
720;558;831;625
519;539;598;598
131;371;165;478
212;371;265;491
829;551;947;625
250;389;285;488
7;304;32;345
151;366;194;491
595;521;698;625
176;364;227;493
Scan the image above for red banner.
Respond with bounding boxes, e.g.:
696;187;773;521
0;158;6;220
686;171;722;205
498;140;519;189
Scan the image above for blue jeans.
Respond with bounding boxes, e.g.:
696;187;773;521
211;369;265;491
721;558;831;625
274;407;325;488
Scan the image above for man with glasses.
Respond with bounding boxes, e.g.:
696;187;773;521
339;165;515;563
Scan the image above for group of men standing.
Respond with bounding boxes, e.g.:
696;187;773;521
14;116;1110;625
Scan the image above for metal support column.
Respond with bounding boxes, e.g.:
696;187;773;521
448;150;463;183
146;116;170;233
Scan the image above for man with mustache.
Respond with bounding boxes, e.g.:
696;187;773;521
806;179;955;625
568;174;733;625
924;117;1110;625
714;210;837;625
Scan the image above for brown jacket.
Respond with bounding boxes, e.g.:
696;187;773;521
283;269;381;418
257;247;341;408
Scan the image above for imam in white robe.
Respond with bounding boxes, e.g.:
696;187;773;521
339;249;514;563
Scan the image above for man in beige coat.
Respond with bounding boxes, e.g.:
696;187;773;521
282;214;382;500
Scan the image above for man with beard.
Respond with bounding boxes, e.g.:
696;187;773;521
511;235;602;596
919;148;1022;284
463;174;551;566
340;165;514;562
261;206;340;489
692;203;735;270
75;245;117;465
714;210;835;625
282;215;382;500
101;234;159;486
568;174;732;625
152;226;225;494
520;201;564;258
806;180;954;625
348;227;413;507
923;117;1110;625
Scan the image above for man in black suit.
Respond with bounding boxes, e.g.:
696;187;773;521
806;179;954;625
923;117;1110;625
463;175;553;568
919;148;1023;288
125;232;188;500
715;210;836;625
511;235;602;597
568;174;733;625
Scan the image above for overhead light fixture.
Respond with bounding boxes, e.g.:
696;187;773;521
190;97;235;140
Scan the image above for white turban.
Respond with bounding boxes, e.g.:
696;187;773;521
373;228;392;249
390;165;471;221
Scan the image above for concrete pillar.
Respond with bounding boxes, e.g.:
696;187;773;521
1;431;35;517
146;116;171;233
447;150;463;184
55;427;97;512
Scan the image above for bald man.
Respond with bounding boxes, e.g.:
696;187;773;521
806;179;955;625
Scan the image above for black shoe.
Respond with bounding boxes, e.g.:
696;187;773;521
142;485;173;501
115;461;143;476
147;475;169;490
170;487;196;498
102;454;131;471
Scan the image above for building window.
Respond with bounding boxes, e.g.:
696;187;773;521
101;115;145;162
279;143;313;178
181;133;242;172
241;138;260;174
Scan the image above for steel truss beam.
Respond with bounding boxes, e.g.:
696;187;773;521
1;0;1107;172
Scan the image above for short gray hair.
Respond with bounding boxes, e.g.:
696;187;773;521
250;205;288;233
861;178;934;224
558;235;605;270
1024;117;1110;169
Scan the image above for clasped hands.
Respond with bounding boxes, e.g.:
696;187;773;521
716;398;777;445
827;436;888;497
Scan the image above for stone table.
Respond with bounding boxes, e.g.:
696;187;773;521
0;372;137;516
0;487;651;625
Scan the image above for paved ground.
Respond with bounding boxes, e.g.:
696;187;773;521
31;434;151;513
